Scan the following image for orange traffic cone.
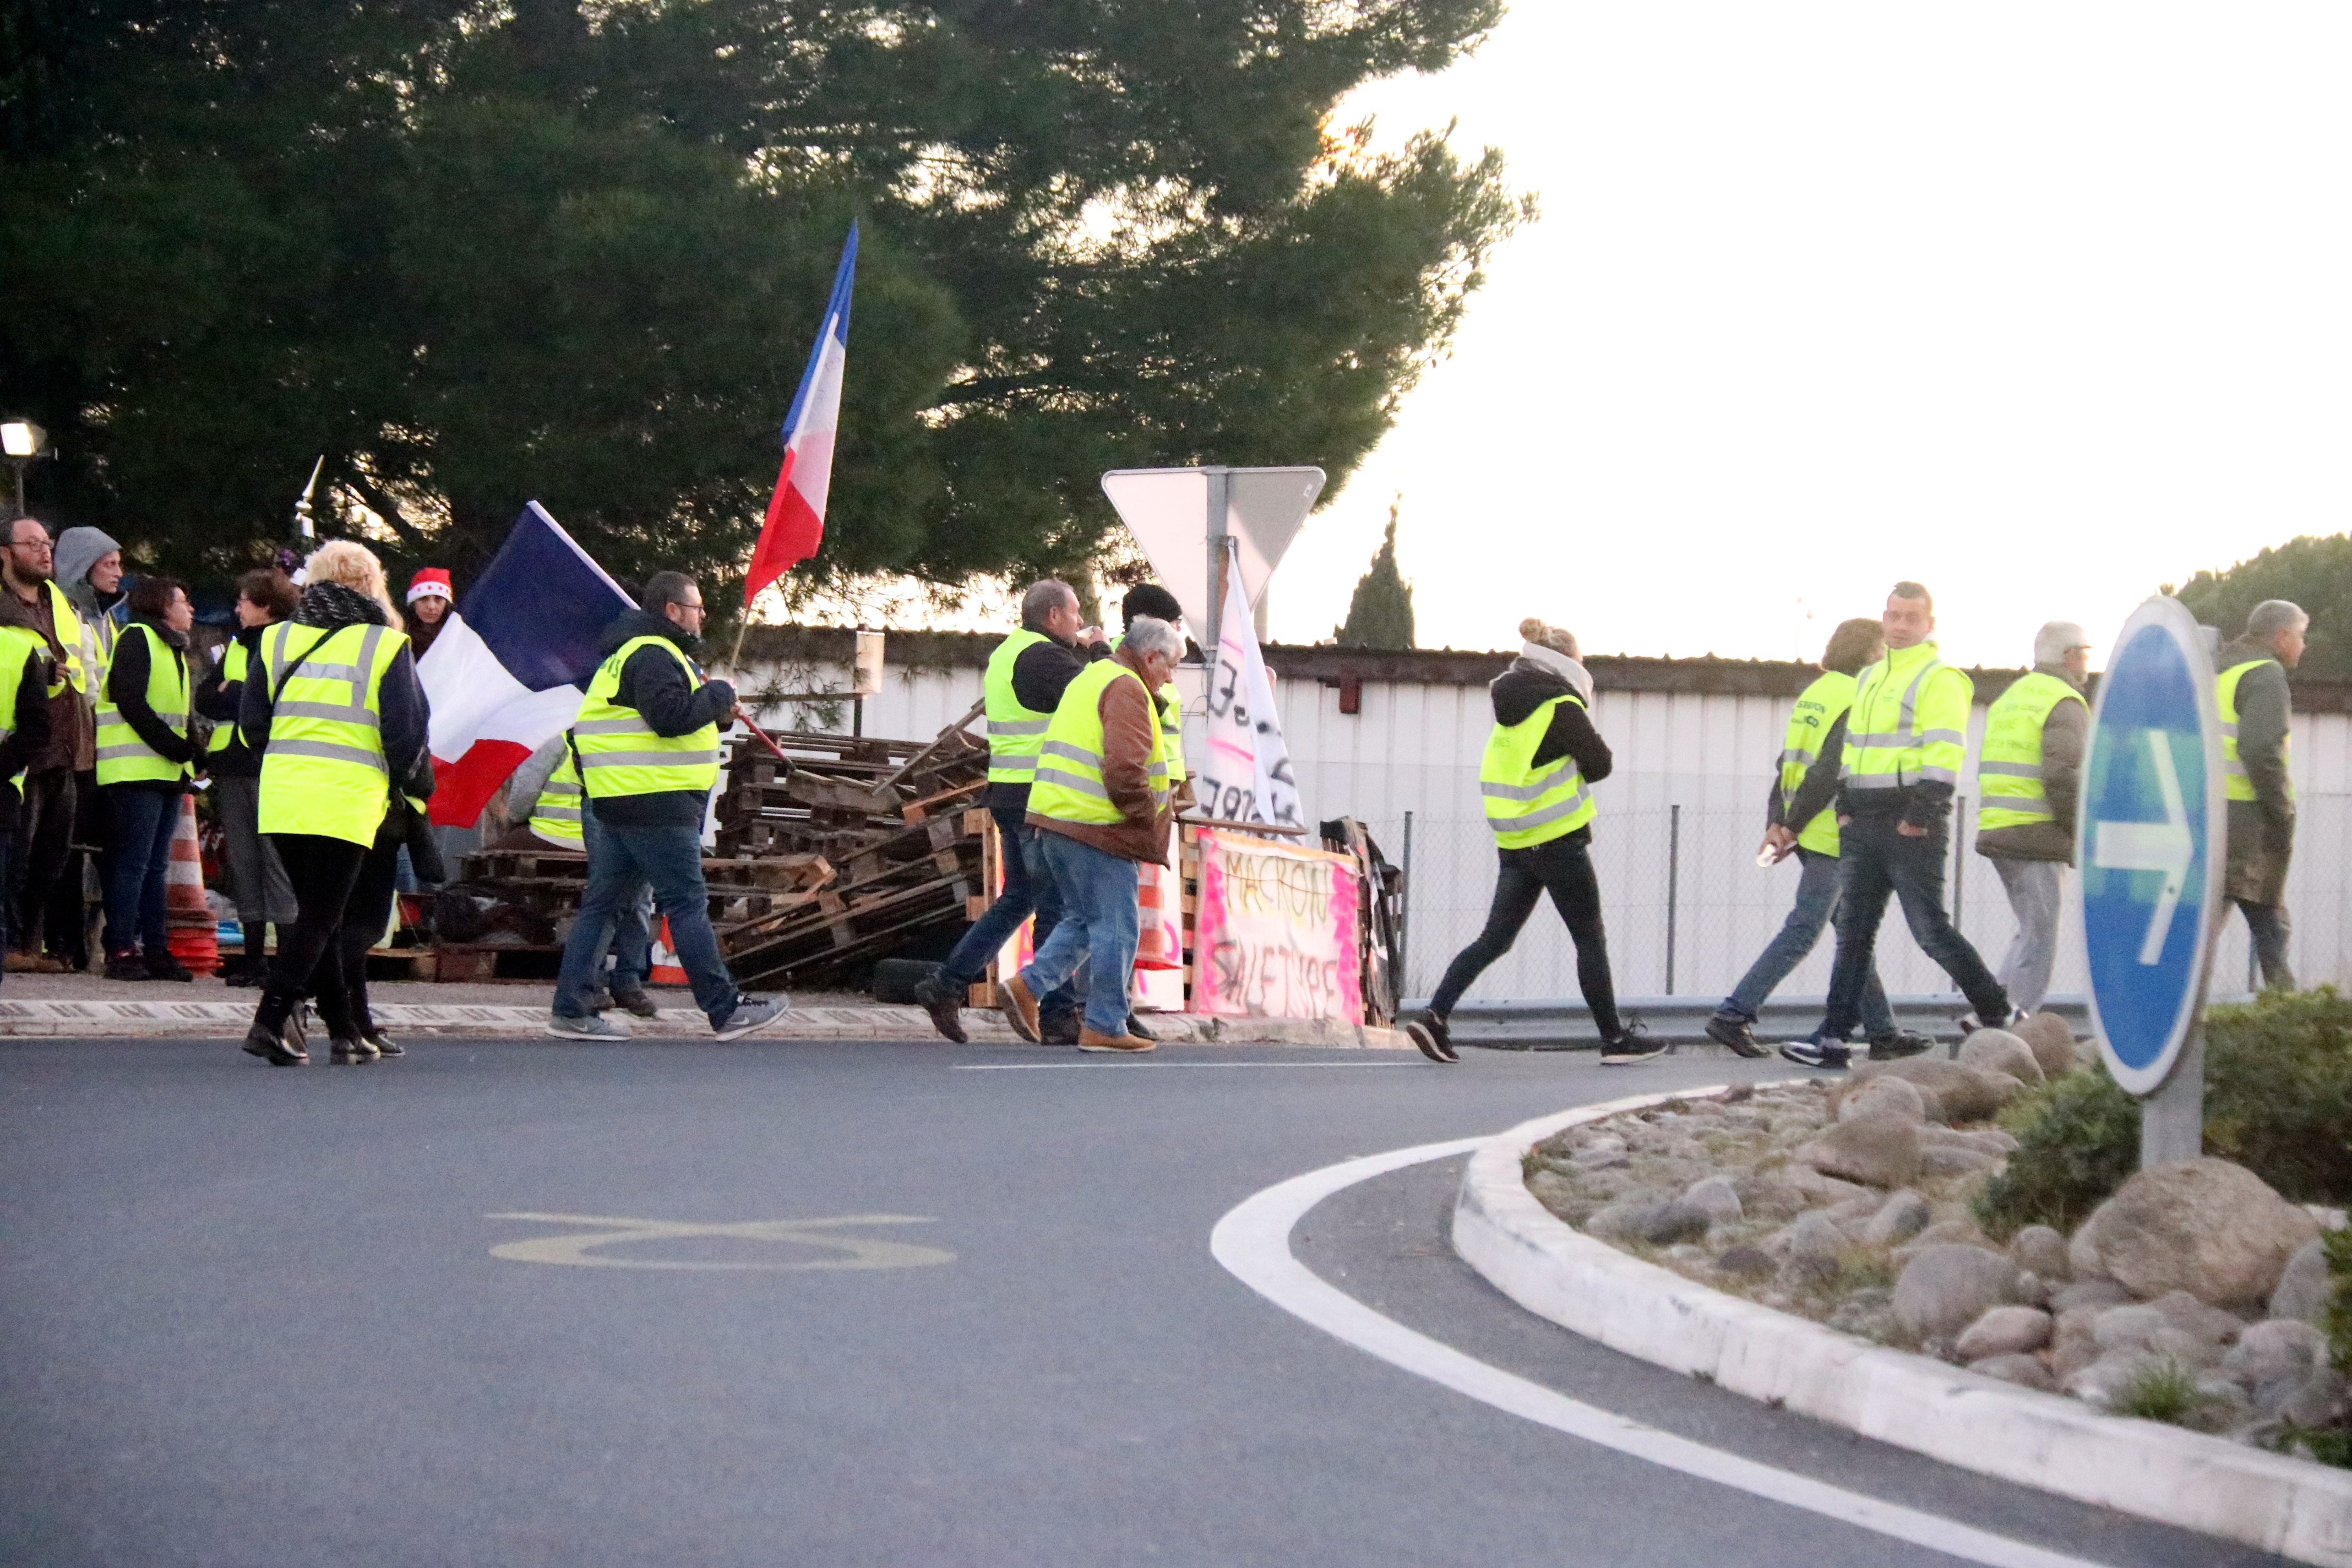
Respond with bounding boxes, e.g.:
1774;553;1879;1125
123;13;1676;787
647;917;688;986
165;793;219;976
1134;860;1180;970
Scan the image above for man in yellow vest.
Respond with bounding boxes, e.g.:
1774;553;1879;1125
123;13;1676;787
1782;582;2015;1070
1706;618;1923;1059
0;619;56;976
2217;599;2305;990
1400;619;1656;1065
547;572;787;1042
995;616;1182;1054
1974;621;2090;1015
0;516;97;971
912;578;1106;1043
515;734;654;1017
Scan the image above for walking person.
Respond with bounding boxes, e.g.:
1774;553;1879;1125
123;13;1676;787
1400;619;1656;1066
512;732;654;1017
0;622;56;971
993;616;1182;1054
194;567;300;985
0;516;99;972
911;578;1106;1044
1705;618;1923;1058
2216;599;2306;990
331;752;443;1061
546;572;787;1042
237;541;429;1066
1781;583;2016;1070
1974;622;2090;1016
95;576;203;981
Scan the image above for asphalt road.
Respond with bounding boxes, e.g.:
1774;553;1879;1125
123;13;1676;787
0;1036;2285;1567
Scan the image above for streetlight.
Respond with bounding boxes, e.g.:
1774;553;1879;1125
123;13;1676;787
2;420;50;522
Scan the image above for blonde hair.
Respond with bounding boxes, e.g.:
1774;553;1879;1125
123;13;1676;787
302;540;404;631
1519;617;1578;659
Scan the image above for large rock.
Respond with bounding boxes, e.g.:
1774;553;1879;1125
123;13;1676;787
1957;1028;2045;1085
2012;1011;2082;1079
1795;1113;1922;1189
1678;1175;1744;1225
2222;1319;2329;1389
1849;1059;2017;1123
1861;1189;1932;1248
1954;1305;2054;1360
1918;1145;2001;1179
1837;1075;1927;1125
1766;1211;1850;1286
1969;1353;2057;1392
2050;1278;2132;1314
1894;1245;2018;1339
1587;1197;1712;1246
2269;1238;2334;1325
2008;1224;2071;1283
2072;1159;2322;1308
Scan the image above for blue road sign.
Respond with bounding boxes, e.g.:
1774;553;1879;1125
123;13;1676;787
2076;597;2226;1097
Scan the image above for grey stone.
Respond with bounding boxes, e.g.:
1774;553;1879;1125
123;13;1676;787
1919;1124;2018;1155
2281;1368;2349;1428
1957;1027;2045;1085
2185;1378;2256;1433
1860;1190;1932;1248
1571;1146;1631;1172
1837;1075;1927;1125
2012;1010;2082;1079
1969;1352;2057;1392
2066;1222;2110;1282
1781;1164;1872;1207
1954;1305;2054;1360
2008;1224;2071;1283
1767;1211;1851;1287
1678;1175;1744;1224
1918;1144;2001;1179
2147;1289;2245;1346
2010;1270;2052;1308
1848;1058;2017;1123
1894;1244;2018;1339
2050;1277;2132;1314
2092;1304;2172;1352
1716;1245;1774;1277
2268;1238;2333;1325
2222;1319;2328;1388
1587;1198;1713;1246
1795;1113;1923;1189
1893;1219;1998;1264
2065;1349;2173;1409
2072;1158;2322;1307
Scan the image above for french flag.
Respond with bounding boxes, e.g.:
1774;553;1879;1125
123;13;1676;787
745;221;857;603
420;501;633;826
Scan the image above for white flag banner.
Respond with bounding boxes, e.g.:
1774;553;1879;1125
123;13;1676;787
1196;550;1305;830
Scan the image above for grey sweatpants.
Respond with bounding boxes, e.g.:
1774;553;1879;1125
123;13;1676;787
1990;856;2063;1016
216;774;298;928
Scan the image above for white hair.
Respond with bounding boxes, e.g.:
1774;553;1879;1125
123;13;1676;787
1020;578;1078;630
2248;599;2309;641
2033;620;2089;666
1121;616;1183;661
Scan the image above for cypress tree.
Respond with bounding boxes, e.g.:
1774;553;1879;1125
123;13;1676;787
1337;499;1416;649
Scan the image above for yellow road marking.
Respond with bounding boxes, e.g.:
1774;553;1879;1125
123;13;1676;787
484;1211;954;1271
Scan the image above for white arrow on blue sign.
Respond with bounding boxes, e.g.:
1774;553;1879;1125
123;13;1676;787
2075;596;2227;1097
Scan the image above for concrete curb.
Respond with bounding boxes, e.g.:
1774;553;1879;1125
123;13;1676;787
1450;1090;2352;1567
0;997;1410;1048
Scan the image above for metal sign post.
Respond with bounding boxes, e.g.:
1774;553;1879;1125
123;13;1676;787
2076;596;2226;1167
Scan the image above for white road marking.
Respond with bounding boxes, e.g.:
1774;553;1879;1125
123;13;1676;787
485;1212;954;1270
1210;1136;2114;1568
952;1060;1420;1071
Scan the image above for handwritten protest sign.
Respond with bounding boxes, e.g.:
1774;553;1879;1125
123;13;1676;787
1195;551;1305;831
1191;829;1362;1021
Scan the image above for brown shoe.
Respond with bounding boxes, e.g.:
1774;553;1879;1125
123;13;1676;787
1077;1026;1155;1054
998;973;1041;1043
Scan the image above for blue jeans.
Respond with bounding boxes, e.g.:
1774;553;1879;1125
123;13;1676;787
940;807;1076;1020
101;786;179;957
1821;813;2008;1038
608;891;651;995
554;814;735;1026
1018;831;1140;1037
1721;847;1894;1037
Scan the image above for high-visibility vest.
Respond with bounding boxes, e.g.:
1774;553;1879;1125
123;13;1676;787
1028;658;1169;826
2218;657;2294;804
94;622;192;786
1976;671;2085;831
46;581;94;696
0;624;51;790
1778;670;1855;856
1841;640;1971;796
254;619;407;845
1480;693;1597;849
220;638;250;685
983;629;1055;786
530;742;585;846
574;635;722;801
1109;631;1186;786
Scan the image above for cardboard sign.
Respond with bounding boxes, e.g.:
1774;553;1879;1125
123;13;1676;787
1191;829;1362;1022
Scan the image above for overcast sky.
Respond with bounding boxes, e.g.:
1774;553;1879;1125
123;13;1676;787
1268;4;2352;669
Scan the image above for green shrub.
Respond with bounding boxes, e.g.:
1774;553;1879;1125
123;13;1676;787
2113;1359;2200;1424
2328;1226;2352;1375
1975;988;2352;1239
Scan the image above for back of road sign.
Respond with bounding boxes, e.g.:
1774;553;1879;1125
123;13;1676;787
2075;596;2226;1097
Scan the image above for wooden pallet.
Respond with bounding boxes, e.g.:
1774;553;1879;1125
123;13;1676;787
433;943;565;983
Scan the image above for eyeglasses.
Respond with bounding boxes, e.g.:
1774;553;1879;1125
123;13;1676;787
6;537;52;552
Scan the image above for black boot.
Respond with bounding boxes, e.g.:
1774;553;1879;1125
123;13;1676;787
242;986;308;1066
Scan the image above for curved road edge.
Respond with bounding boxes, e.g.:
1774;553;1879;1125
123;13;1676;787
1450;1093;2352;1567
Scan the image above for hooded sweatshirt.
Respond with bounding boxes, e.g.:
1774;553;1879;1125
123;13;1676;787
53;526;122;630
237;581;429;794
584;608;737;829
1488;651;1613;847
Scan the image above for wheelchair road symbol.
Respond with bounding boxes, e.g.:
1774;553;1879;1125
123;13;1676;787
487;1212;955;1271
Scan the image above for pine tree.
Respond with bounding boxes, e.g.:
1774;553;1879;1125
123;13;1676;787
1337;499;1415;649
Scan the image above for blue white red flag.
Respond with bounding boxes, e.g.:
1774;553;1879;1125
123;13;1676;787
420;500;633;826
745;221;857;603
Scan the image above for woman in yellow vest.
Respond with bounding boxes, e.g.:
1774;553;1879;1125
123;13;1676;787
0;623;56;973
238;541;429;1066
193;567;300;986
95;576;203;982
1398;620;1654;1065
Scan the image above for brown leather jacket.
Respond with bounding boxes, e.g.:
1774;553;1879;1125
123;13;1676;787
1029;646;1173;863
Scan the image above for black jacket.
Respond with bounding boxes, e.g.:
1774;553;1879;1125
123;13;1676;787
1489;659;1611;847
237;582;429;788
988;627;1109;812
0;643;55;828
104;619;200;786
587;608;736;829
194;622;270;777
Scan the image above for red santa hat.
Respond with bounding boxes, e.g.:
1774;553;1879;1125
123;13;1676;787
406;568;454;605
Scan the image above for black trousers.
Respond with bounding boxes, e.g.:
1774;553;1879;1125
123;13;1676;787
1822;812;2009;1036
258;831;400;1039
1429;831;1621;1038
10;768;76;956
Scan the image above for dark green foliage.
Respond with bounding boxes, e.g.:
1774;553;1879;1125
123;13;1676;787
0;1;1526;600
2328;1226;2352;1375
1337;498;1415;649
1975;987;2352;1239
2169;534;2352;679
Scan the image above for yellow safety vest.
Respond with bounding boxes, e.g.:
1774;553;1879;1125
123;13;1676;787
1109;631;1186;786
1028;658;1169;826
574;635;722;801
1976;671;2084;831
983;628;1055;787
1841;640;1971;796
0;624;51;790
46;581;94;696
530;742;585;846
94;622;192;786
1778;670;1855;856
1480;693;1597;849
2217;658;2293;804
253;619;407;845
